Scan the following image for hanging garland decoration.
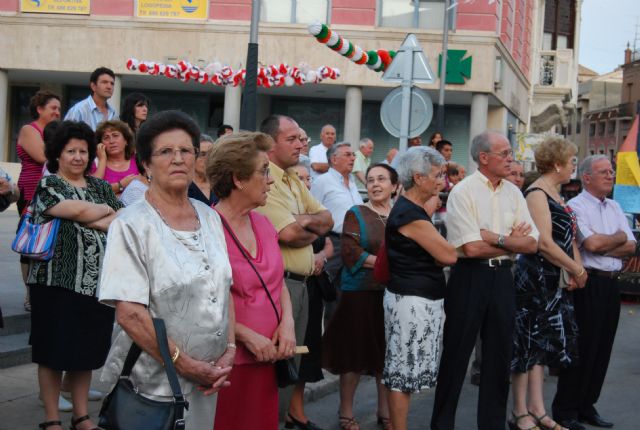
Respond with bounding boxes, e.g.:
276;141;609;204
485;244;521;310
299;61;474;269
125;58;340;88
307;21;396;73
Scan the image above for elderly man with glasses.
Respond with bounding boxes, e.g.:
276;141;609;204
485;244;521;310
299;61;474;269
431;131;539;430
551;155;637;430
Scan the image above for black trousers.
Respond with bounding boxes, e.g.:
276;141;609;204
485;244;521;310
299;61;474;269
552;274;621;421
431;260;515;430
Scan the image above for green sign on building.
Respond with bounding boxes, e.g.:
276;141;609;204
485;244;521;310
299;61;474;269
438;49;473;84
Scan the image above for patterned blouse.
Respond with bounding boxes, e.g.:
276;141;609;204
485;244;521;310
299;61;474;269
27;175;124;296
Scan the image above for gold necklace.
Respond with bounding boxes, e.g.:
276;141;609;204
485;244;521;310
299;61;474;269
540;176;564;205
364;201;389;224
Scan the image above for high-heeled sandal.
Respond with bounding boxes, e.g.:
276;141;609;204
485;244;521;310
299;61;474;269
339;415;360;430
508;412;541;430
528;411;566;430
38;421;62;429
69;415;100;430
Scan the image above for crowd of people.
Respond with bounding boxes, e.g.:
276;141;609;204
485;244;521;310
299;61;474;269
0;66;636;430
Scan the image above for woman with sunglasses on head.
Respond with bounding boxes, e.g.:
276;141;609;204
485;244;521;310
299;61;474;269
120;92;149;134
509;137;584;430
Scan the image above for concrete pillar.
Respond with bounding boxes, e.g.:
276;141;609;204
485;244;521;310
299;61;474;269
343;86;362;148
0;70;9;162
468;92;489;172
223;85;242;131
487;106;508;133
111;75;122;117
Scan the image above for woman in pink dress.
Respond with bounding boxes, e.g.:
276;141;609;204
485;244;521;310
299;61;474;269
16;90;61;312
93;120;139;197
209;132;296;430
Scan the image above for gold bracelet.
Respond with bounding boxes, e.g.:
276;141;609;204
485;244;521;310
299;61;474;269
171;346;180;363
227;342;237;349
575;268;585;277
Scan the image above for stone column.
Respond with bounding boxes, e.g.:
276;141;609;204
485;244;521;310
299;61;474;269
0;70;8;161
111;75;122;117
223;84;242;131
344;86;362;147
468;92;489;172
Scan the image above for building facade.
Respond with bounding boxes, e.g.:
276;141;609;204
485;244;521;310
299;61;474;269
1;0;567;168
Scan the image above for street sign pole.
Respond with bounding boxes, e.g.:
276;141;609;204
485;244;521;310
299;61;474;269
399;45;415;153
382;34;435;154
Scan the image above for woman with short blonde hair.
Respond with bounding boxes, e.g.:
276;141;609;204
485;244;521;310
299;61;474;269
509;137;583;430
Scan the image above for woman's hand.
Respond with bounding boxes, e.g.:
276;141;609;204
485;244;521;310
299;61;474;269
273;316;296;360
572;268;588;289
243;330;278;362
120;174;137;189
96;143;107;162
197;347;236;395
176;355;232;396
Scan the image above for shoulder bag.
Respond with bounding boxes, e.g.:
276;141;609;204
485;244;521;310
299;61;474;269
11;204;60;261
220;216;299;388
98;318;188;430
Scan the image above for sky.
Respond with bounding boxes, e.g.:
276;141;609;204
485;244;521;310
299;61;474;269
579;0;639;74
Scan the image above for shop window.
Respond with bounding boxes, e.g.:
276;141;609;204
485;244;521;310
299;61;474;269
379;0;451;30
261;0;329;24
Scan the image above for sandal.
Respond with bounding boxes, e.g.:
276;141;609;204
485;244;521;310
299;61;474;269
38;421;62;429
529;411;566;430
508;412;541;430
69;415;100;430
377;415;392;430
339;415;360;430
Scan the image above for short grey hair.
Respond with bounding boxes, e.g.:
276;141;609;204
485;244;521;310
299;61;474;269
326;142;351;166
359;138;373;148
470;131;505;163
396;146;445;190
578;154;609;178
200;133;215;144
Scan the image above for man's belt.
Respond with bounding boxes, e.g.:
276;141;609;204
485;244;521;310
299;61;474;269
284;271;307;282
586;269;620;279
458;258;513;268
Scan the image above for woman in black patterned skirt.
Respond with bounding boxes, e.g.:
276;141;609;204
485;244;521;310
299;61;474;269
509;137;585;430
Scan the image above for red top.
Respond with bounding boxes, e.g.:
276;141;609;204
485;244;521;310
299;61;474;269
17;122;44;207
216;210;284;365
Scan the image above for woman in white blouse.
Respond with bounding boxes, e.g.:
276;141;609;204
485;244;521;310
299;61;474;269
99;111;234;428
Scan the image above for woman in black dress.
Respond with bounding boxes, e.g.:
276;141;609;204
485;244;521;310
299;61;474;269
510;137;586;430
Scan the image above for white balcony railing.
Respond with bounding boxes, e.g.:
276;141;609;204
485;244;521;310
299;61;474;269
538;50;575;88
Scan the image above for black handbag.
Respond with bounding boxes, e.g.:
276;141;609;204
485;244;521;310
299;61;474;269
98;318;189;430
315;269;337;302
220;216;299;388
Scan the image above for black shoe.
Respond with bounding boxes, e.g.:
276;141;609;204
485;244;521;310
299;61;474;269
555;418;586;430
284;413;323;430
578;413;614;428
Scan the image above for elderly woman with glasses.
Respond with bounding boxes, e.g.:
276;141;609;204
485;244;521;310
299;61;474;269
509;137;583;430
99;111;234;429
209;132;297;430
383;147;457;430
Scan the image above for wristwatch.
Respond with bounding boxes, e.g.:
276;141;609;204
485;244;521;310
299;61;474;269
497;234;506;248
117;181;124;192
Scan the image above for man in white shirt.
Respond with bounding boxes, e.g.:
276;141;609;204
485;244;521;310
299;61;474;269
552;155;636;430
65;67;117;131
309;124;336;179
352;137;374;188
431;131;538;430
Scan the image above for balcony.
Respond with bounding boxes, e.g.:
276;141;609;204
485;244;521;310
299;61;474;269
537;49;575;88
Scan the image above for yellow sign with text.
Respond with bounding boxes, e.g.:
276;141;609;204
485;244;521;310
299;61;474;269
137;0;208;19
21;0;90;15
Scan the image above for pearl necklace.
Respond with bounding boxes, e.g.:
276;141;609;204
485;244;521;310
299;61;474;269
147;192;203;252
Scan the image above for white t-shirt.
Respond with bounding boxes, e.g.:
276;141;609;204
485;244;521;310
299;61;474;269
309;144;330;179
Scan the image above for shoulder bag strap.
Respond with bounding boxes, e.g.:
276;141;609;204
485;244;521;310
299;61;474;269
219;215;281;324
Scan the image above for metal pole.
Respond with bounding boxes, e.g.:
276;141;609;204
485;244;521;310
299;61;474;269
399;44;415;154
436;0;450;130
240;0;260;131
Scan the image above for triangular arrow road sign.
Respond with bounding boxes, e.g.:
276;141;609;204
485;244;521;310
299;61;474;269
382;34;435;84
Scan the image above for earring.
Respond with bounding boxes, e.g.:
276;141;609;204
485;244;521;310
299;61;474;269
555;167;560;173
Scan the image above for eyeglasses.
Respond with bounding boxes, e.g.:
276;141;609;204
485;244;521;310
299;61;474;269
483;149;513;159
570;156;578;166
151;147;197;160
256;167;271;178
591;169;615;177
